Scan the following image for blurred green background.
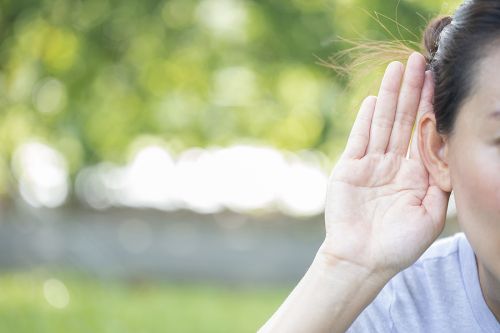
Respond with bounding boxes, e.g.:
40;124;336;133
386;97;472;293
0;0;460;195
0;0;462;332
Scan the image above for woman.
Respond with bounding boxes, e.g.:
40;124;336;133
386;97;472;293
259;0;499;332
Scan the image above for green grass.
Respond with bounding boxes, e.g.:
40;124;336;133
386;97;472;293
0;270;291;333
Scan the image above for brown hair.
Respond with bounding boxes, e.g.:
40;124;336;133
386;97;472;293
326;0;500;136
422;0;500;135
422;16;452;65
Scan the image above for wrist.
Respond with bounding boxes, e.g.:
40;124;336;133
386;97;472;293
314;240;395;287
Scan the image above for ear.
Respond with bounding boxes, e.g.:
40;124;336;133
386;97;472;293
418;112;452;192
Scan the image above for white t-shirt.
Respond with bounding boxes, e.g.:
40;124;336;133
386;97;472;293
346;232;500;332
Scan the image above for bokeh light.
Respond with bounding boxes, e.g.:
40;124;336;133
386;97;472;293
43;278;70;309
12;141;69;208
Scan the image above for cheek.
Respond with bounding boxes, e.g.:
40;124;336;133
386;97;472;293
449;143;500;276
450;144;500;218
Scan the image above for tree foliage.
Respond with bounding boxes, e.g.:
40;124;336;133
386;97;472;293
0;0;461;195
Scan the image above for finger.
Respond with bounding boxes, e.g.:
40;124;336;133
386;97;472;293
422;184;451;230
386;52;427;156
366;61;404;154
409;70;435;160
342;95;377;159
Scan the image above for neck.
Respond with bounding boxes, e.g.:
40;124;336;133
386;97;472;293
476;255;500;322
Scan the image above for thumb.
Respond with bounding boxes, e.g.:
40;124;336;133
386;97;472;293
422;183;451;232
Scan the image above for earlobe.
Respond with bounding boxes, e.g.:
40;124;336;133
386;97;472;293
418;112;452;192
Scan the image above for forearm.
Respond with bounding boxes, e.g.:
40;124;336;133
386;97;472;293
258;241;393;333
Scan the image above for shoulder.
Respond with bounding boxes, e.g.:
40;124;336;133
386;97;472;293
392;232;465;291
346;233;469;332
393;232;465;296
417;232;464;262
384;232;472;331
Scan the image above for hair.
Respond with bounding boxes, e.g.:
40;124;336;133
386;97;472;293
325;0;500;136
424;0;500;135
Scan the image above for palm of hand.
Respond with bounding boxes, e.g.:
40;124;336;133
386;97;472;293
322;54;450;276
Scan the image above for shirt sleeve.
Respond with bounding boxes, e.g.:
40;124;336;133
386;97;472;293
345;280;394;333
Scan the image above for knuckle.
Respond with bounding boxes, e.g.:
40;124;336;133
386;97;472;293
373;116;394;129
404;73;424;90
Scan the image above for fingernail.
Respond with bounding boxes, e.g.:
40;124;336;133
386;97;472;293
389;61;404;71
409;51;425;64
410;51;422;59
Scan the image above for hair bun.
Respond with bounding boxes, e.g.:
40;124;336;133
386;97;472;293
423;16;453;64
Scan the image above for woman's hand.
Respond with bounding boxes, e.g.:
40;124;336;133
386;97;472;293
320;52;451;278
258;52;449;333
